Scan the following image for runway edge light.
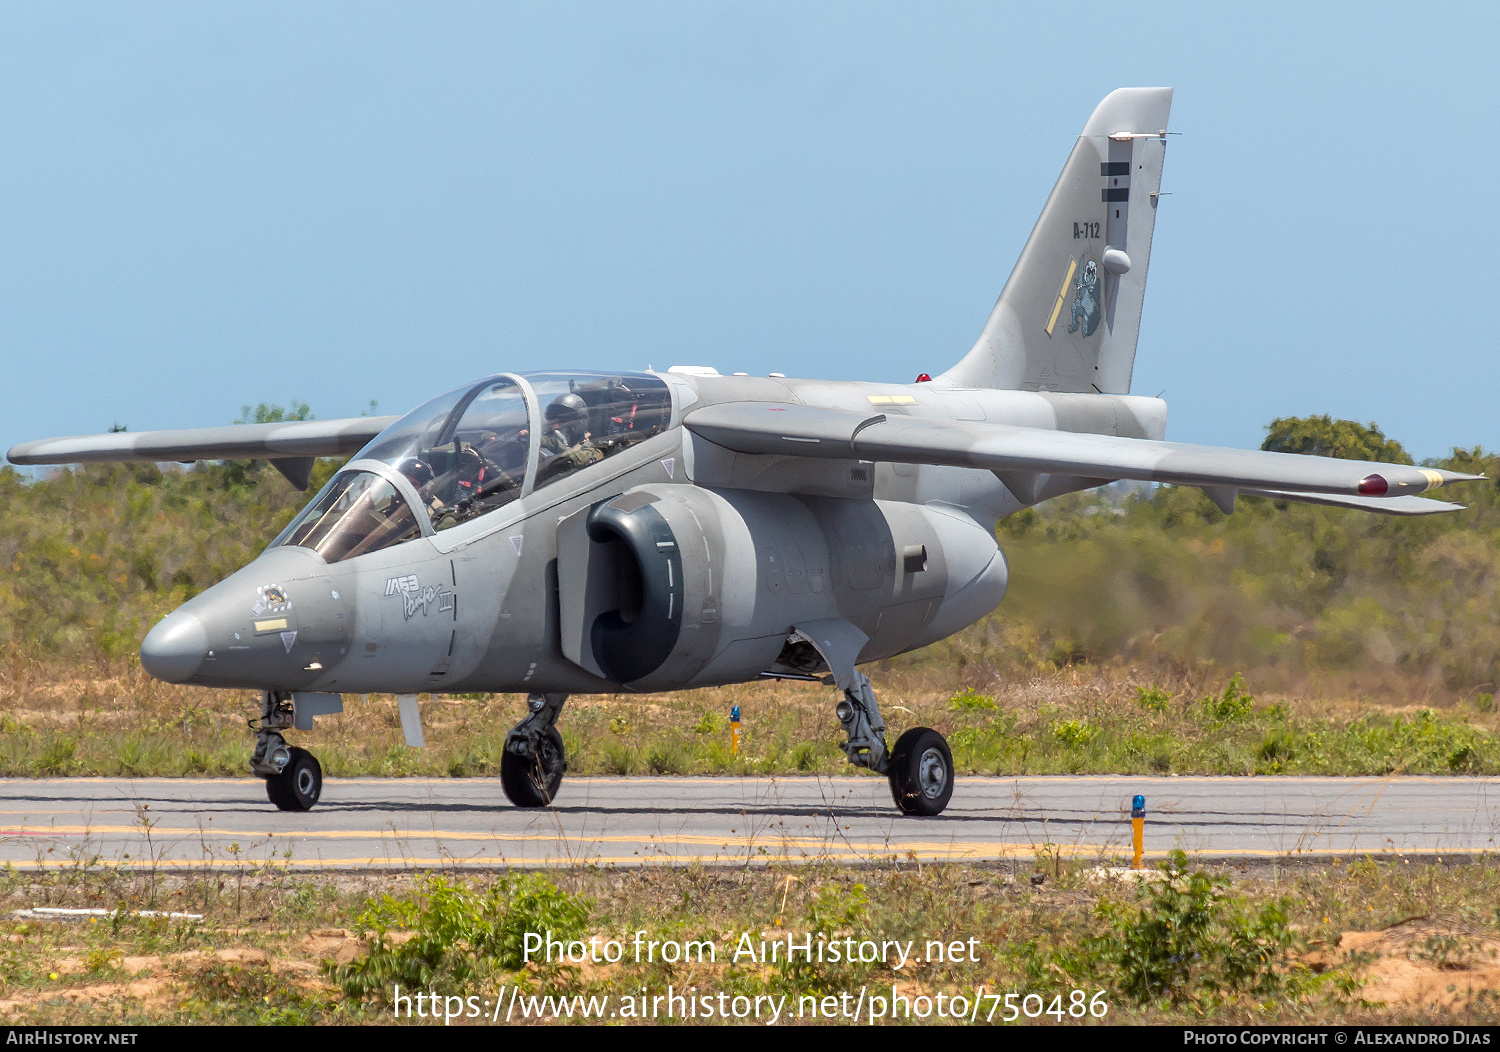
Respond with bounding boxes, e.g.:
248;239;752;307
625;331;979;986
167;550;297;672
1132;794;1146;870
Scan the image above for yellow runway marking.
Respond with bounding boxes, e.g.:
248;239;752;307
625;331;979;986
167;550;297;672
4;825;1125;854
4;844;1495;872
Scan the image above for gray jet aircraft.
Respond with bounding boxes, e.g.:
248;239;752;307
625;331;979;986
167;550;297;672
9;88;1481;817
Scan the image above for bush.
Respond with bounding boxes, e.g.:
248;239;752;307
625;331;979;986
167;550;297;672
333;874;591;1001
1201;674;1255;726
949;688;997;712
1070;851;1297;1004
1134;686;1172;713
645;742;686;774
1052;720;1097;748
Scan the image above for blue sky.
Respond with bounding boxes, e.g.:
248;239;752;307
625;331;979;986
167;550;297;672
2;2;1495;462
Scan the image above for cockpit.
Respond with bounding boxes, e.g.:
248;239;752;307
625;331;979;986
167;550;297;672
275;371;671;563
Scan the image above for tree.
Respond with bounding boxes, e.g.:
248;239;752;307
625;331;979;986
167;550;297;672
236;400;312;425
1261;414;1412;464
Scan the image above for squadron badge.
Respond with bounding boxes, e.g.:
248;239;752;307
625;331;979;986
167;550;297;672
250;584;291;617
1068;258;1102;338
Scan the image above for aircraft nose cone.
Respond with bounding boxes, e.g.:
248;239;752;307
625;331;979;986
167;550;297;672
140;611;208;683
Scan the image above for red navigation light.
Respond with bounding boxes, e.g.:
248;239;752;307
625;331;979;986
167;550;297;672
915;373;932;383
1357;474;1389;496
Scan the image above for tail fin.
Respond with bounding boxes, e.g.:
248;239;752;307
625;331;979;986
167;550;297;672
941;88;1173;394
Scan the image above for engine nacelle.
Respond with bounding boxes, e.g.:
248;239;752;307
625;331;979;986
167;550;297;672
556;485;1007;691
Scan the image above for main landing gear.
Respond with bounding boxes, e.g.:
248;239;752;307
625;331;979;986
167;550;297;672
834;669;953;817
501;692;569;808
251;691;324;812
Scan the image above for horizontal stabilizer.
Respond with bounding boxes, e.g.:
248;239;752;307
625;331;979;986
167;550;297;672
1238;488;1462;516
684;402;1482;502
7;416;399;467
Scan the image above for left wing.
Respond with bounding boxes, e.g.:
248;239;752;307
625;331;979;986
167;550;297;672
684;402;1480;513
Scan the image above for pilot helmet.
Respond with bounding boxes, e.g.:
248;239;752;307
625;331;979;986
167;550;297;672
545;392;588;430
398;457;435;487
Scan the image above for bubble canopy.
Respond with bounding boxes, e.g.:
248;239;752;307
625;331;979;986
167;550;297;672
275;372;671;562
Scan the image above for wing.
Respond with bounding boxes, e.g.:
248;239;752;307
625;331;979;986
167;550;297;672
7;416;399;465
684;402;1481;514
7;416;401;490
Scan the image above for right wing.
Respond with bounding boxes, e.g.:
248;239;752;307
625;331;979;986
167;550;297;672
6;416;401;490
684;402;1481;514
7;416;399;466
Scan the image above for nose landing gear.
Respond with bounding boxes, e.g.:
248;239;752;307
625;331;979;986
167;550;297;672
266;747;323;811
251;691;324;812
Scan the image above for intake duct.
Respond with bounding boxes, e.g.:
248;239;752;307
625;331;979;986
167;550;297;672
556;486;731;690
583;499;684;684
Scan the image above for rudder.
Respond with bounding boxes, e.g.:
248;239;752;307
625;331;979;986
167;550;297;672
940;88;1173;394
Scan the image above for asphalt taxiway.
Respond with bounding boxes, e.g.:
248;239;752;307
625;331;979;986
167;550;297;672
2;775;1496;870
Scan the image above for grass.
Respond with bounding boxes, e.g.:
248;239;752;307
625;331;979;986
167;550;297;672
1;649;1495;779
3;853;1500;1024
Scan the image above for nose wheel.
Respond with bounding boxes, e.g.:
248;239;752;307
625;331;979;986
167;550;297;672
266;747;323;812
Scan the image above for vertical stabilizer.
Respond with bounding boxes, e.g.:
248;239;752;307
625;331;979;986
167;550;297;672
941;88;1173;394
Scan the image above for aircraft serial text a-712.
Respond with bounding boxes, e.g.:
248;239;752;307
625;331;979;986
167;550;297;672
9;88;1479;816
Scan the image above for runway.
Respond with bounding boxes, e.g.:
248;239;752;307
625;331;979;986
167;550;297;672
1;775;1497;870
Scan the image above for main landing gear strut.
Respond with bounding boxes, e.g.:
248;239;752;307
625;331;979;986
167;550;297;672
251;690;323;812
501;692;569;808
836;668;954;817
778;621;954;816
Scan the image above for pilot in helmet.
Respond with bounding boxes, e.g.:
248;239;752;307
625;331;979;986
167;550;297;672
538;392;604;476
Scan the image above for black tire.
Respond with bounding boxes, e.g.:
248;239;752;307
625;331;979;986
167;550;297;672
265;747;322;812
500;726;566;808
887;727;954;817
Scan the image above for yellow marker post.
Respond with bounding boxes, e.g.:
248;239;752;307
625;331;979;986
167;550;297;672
1131;794;1146;869
730;705;741;757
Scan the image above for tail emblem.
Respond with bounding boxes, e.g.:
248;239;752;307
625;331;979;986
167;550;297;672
1067;259;1102;337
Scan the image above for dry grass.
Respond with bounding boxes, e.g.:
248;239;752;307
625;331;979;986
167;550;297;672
2;855;1499;1024
2;633;1497;778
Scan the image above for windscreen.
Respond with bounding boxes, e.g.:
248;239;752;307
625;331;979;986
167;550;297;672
278;470;422;562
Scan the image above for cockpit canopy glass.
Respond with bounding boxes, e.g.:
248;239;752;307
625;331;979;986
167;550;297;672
528;372;671;489
278;370;672;561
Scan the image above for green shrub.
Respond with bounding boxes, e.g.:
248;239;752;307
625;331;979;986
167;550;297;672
1052;720;1097;748
1134;686;1172;713
645;742;686;775
949;688;997;712
38;737;77;775
790;741;819;771
1201;674;1255;726
333;874;591;1001
1074;851;1297;1004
